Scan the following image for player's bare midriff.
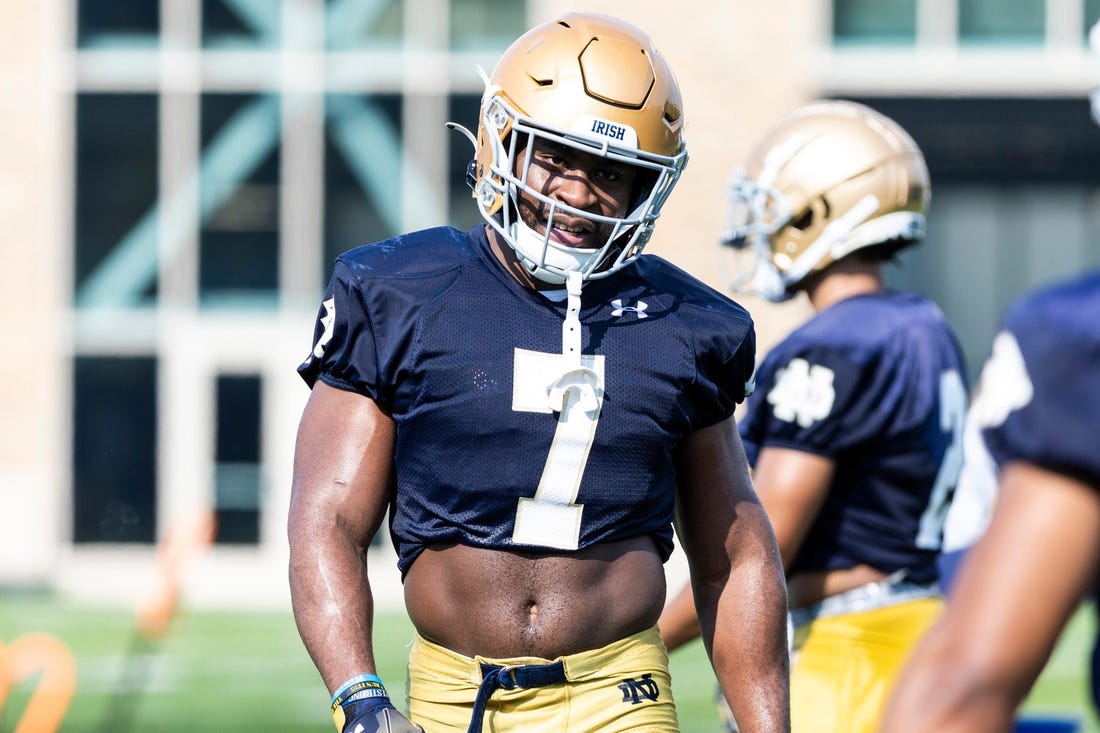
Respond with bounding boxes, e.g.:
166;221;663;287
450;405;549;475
786;563;889;610
403;535;667;659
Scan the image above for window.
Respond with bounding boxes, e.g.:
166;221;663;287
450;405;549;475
199;94;282;308
325;0;403;49
78;0;159;48
73;357;158;543
214;375;263;544
323;94;404;270
959;0;1045;45
833;0;917;45
75;94;160;308
833;0;1095;46
450;0;527;50
852;96;1100;184
68;0;524;558
202;0;282;48
1087;1;1100;39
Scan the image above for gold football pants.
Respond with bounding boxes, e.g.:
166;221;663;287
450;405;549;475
406;626;679;732
790;594;943;733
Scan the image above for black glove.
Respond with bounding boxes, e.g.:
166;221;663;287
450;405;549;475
335;697;424;733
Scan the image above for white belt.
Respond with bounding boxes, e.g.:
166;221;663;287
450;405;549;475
789;571;940;629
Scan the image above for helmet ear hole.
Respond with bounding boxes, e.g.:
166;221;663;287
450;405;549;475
790;208;814;231
791;197;830;232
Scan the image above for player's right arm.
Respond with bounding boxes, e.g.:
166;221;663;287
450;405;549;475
288;381;419;732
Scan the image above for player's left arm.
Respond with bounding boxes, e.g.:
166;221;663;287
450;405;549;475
879;460;1100;733
751;446;834;570
675;415;791;733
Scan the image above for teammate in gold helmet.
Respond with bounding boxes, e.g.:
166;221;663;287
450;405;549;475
661;100;967;733
720;100;930;303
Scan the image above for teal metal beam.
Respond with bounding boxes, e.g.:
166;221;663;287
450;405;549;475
221;0;283;41
326;0;397;47
77;0;410;308
326;94;405;235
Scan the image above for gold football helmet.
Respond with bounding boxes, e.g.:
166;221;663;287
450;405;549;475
721;100;930;302
450;12;688;284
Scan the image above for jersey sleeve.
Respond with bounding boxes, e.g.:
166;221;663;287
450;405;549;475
739;338;906;463
691;318;757;429
979;309;1100;487
297;259;387;405
739;344;854;461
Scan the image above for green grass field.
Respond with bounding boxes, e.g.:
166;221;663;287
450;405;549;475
1;591;1096;731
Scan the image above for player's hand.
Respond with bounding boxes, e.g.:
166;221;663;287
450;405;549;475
335;698;425;733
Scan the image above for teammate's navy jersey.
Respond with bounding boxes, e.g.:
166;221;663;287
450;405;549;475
298;225;756;576
962;270;1100;711
948;271;1100;563
974;271;1100;486
740;291;968;585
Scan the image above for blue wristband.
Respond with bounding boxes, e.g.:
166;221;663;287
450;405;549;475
330;673;388;712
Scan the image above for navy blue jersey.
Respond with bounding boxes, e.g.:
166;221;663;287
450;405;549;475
975;271;1100;486
298;226;756;576
740;291;968;585
964;270;1100;711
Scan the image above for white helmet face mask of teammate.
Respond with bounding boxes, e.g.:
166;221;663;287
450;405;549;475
449;12;688;285
719;100;930;303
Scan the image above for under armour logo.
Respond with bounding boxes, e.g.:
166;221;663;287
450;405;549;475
618;674;660;704
611;299;648;318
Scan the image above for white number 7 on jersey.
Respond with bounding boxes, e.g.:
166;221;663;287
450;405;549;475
510;348;606;550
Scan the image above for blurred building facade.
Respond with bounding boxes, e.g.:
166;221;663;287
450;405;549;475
3;0;1098;609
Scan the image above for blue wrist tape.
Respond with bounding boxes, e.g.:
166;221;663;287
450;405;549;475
330;673;388;712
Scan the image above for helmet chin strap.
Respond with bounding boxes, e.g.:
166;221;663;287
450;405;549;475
545;271;601;414
494;211;601;413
